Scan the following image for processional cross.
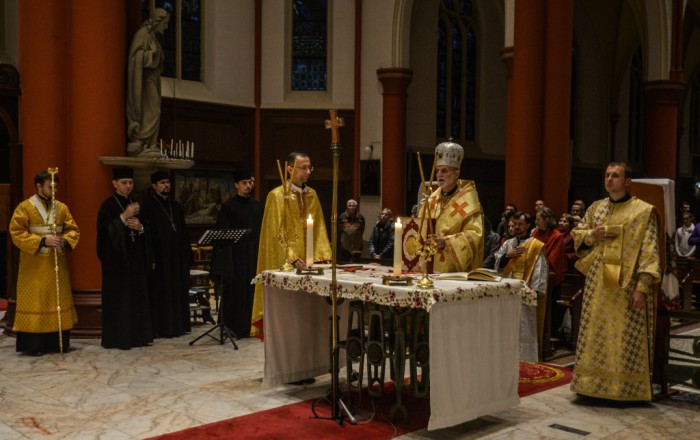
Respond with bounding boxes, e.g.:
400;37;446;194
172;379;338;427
325;110;345;146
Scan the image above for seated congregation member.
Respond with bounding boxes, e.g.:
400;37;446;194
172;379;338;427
483;217;501;269
676;212;695;257
496;203;517;238
338;199;365;262
423;140;484;272
494;211;548;362
559;213;578;272
368;208;394;259
532;207;567;339
571;199;586;217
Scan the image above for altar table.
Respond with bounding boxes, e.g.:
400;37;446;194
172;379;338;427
256;266;534;430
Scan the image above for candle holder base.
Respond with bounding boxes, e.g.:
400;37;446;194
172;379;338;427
280;261;295;272
382;275;413;286
296;267;325;275
416;274;434;289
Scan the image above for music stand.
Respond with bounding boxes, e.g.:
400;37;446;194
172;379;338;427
189;228;251;350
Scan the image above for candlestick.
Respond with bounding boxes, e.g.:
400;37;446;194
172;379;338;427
306;214;314;267
393;217;403;276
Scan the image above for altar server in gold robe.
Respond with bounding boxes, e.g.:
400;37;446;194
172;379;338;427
571;162;660;401
424;140;484;272
251;152;332;338
9;171;80;355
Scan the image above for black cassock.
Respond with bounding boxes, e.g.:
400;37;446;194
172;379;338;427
97;193;153;349
211;194;263;338
142;195;192;338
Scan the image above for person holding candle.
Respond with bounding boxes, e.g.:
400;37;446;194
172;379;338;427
250;152;332;340
422;140;484;273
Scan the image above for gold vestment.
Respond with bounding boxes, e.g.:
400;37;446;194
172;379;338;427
251;184;332;338
502;238;545;284
570;196;660;401
425;179;483;272
9;196;80;333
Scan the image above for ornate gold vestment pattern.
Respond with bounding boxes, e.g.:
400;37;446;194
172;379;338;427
570;197;660;400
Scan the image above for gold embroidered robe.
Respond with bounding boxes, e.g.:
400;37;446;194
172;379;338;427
571;196;660;401
251;184;332;338
9;196;80;333
425;179;483;273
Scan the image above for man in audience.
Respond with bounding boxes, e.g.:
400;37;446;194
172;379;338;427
338;199;365;262
676;212;695;257
534;200;545;214
571;200;586;217
423;140;484;272
494;211;548;361
368;208;394;259
571;161;660;401
497;203;517;237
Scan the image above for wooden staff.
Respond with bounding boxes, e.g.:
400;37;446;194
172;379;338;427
47;167;64;354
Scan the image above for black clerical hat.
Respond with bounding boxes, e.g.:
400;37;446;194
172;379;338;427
233;169;253;182
150;170;170;183
112;167;134;180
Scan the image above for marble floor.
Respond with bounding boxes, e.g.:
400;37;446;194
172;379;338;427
0;320;699;439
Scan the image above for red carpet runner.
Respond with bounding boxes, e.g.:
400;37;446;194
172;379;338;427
150;362;571;439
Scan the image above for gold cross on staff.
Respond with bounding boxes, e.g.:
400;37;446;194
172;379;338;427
325;109;344;144
47;167;59;187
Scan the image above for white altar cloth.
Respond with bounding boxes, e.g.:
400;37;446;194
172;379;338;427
256;266;532;430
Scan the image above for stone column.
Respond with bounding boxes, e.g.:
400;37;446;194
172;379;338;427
377;67;412;217
505;1;546;213
541;0;573;216
642;80;684;181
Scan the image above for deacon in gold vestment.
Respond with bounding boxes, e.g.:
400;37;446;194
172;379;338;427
425;140;483;272
251;153;332;338
571;162;660;401
9;171;80;355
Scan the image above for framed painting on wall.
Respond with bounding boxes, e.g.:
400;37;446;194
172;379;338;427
173;170;235;225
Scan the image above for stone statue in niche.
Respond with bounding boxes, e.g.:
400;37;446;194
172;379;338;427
127;8;170;157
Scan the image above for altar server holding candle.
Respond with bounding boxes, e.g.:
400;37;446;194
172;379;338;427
251;152;332;338
424;141;484;273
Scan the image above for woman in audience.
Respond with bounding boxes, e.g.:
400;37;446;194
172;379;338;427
532;207;567;339
559;213;578;273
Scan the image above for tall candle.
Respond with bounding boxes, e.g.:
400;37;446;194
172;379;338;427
306;214;314;267
393;217;403;277
191;142;195;159
160;139;163;155
186;141;190;158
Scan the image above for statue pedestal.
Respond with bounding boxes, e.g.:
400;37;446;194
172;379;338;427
98;155;194;190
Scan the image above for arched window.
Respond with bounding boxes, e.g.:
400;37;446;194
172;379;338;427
436;0;477;142
291;0;328;91
141;0;202;82
690;74;700;154
627;47;643;164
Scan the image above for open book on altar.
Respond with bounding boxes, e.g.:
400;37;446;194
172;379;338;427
436;268;502;282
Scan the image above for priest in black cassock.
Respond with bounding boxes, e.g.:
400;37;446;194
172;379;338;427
211;169;263;338
142;171;192;338
97;167;154;349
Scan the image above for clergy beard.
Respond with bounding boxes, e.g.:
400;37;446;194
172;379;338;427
159;190;170;197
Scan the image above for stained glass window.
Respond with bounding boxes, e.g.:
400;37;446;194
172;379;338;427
436;0;477;142
292;0;327;91
141;0;201;82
